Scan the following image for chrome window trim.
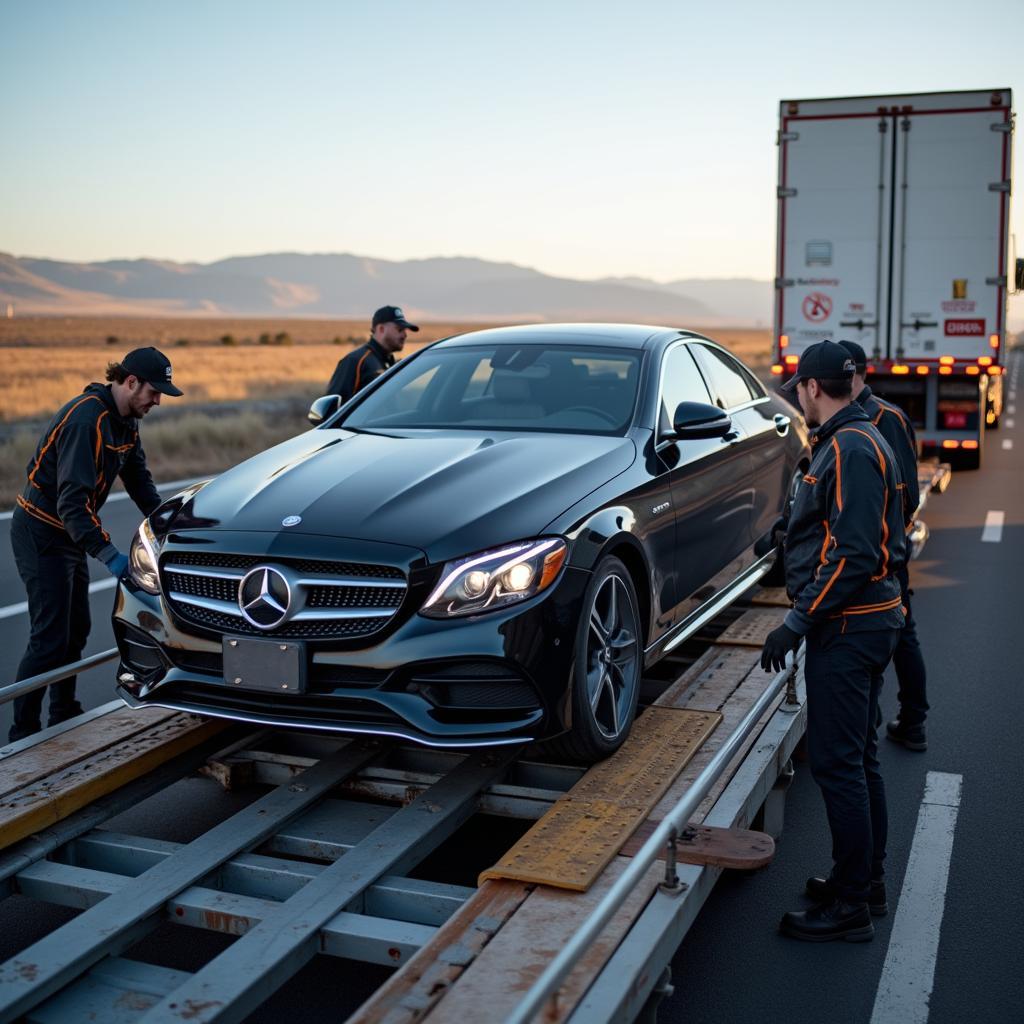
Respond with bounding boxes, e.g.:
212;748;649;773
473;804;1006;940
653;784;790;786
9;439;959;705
689;339;769;408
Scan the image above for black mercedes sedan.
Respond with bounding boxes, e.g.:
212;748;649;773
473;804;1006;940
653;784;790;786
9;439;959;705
113;324;809;761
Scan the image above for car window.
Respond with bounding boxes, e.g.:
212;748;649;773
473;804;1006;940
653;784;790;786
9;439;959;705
691;343;762;409
343;344;642;436
660;345;712;430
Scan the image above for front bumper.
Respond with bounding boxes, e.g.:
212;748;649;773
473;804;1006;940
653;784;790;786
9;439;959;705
113;565;589;748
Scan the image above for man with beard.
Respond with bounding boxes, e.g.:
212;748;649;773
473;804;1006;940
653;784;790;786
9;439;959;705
761;340;906;942
8;347;182;742
326;305;419;402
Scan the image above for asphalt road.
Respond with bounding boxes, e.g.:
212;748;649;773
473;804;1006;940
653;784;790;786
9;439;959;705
1;353;1022;1023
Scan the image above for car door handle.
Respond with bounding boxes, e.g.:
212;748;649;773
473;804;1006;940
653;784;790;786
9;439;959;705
774;414;791;437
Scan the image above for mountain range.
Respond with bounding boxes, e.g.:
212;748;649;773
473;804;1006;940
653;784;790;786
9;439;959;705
0;252;772;326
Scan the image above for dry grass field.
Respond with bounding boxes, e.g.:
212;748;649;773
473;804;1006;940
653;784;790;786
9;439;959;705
0;317;773;507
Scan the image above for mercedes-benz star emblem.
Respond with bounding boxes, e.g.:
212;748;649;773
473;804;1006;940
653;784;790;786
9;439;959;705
238;566;292;629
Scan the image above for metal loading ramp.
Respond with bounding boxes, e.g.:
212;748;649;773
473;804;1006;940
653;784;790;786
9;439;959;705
0;597;805;1024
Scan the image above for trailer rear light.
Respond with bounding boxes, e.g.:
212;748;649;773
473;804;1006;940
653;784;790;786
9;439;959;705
987;366;1002;376
780;334;789;349
965;366;980;375
939;356;954;365
784;355;799;366
892;365;910;375
990;334;1000;349
978;356;993;366
915;365;930;375
771;364;784;375
962;440;979;450
939;366;953;375
866;365;876;374
942;440;960;449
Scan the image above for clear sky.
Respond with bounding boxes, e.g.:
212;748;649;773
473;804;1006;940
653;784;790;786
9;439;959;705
2;0;1021;285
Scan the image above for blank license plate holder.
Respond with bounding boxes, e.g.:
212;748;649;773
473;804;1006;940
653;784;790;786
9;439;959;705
223;636;306;694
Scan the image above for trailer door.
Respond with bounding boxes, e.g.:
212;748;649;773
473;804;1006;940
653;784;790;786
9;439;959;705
890;107;1010;362
778;113;893;359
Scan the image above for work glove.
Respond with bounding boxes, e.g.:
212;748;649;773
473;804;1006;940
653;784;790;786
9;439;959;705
760;623;800;673
753;514;788;557
99;547;130;580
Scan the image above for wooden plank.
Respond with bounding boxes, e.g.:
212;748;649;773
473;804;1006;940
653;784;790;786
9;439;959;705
0;706;178;799
348;880;532;1024
0;714;227;851
426;858;664;1024
714;607;787;647
479;708;720;891
659;645;761;714
748;587;792;607
620;822;775;869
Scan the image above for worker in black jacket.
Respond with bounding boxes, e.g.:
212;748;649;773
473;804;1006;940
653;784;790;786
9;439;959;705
839;340;929;751
8;347;182;742
325;305;418;402
762;340;907;943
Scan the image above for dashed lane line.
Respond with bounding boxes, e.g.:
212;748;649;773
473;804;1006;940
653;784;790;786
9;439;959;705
870;772;964;1024
981;510;1005;543
0;577;117;621
1004;439;1014;450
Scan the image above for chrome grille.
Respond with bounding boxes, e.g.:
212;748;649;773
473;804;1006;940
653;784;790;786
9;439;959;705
162;553;408;641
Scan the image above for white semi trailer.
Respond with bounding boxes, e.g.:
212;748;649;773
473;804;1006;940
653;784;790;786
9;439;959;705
772;89;1018;469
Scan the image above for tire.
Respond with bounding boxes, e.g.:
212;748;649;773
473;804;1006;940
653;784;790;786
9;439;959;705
548;555;643;764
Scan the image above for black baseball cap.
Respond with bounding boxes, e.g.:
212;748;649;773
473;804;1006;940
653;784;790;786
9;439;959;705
372;305;419;332
121;347;184;396
780;340;856;392
837;340;867;374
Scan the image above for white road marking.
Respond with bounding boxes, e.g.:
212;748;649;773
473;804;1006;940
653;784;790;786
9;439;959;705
1006;419;1016;429
1004;439;1014;450
870;772;963;1024
981;510;1005;543
0;476;208;522
1008;404;1017;415
0;577;118;620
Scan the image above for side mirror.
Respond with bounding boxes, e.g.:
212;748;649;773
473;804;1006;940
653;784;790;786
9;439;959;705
308;394;341;426
1015;257;1024;293
671;401;734;439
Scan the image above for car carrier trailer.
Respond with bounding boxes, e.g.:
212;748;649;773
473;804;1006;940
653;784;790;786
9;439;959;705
771;88;1018;469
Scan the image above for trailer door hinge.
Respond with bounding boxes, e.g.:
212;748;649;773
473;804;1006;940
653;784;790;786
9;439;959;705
989;181;1011;193
992;122;1013;133
777;187;797;199
775;277;794;289
987;276;1007;287
777;131;799;144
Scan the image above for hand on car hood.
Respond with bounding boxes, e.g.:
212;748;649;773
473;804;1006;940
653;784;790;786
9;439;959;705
186;428;636;562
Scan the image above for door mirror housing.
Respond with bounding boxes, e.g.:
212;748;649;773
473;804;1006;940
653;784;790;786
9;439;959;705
308;394;341;426
670;401;734;439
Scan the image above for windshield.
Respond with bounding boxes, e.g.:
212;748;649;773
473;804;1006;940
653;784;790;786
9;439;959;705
342;344;642;435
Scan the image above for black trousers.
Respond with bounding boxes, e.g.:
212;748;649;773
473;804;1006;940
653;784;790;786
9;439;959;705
804;626;899;904
8;509;90;743
893;565;929;726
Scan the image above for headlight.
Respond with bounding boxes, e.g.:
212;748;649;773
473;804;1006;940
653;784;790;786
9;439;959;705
128;518;161;595
420;538;568;619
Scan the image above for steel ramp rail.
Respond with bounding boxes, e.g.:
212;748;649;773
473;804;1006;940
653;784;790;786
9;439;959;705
0;741;382;1021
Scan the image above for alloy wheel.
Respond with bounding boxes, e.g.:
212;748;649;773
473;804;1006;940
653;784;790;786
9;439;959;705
585;573;640;740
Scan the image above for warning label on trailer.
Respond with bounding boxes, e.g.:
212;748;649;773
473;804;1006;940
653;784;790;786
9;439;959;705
944;319;985;336
802;293;833;322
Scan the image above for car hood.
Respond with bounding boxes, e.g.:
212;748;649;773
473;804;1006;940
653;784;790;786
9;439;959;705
182;428;636;562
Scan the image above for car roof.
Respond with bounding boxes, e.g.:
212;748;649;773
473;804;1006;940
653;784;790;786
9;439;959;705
432;323;695;351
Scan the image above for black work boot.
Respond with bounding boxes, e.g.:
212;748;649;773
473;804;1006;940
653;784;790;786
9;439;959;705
780;899;874;942
806;876;888;916
886;718;927;751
